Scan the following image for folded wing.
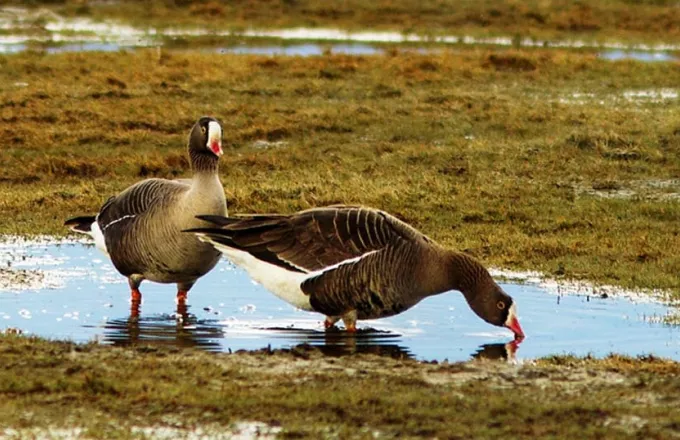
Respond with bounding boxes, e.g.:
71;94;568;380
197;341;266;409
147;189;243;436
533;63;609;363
301;239;420;319
190;205;429;273
96;178;189;276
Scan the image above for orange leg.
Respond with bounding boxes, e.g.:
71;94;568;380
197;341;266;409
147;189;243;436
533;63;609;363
324;316;340;329
130;289;141;319
177;290;188;304
128;278;143;319
342;310;358;333
131;288;142;302
176;301;188;319
130;300;141;319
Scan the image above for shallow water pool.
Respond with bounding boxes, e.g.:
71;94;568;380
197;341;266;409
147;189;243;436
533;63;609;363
1;240;679;362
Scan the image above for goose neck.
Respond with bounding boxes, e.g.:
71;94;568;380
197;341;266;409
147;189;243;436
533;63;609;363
190;149;219;174
444;251;495;300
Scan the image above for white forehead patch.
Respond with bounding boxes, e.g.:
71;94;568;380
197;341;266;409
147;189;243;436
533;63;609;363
504;302;517;326
207;121;221;142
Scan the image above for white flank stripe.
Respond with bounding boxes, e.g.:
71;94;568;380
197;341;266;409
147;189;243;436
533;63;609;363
101;214;136;231
304;250;379;280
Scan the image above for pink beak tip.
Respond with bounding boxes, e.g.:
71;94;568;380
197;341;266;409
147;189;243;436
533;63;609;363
210;141;222;156
506;317;525;342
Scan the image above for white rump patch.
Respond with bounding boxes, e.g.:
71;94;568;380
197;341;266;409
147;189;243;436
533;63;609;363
198;234;379;313
90;220;109;256
198;235;313;311
89;212;136;257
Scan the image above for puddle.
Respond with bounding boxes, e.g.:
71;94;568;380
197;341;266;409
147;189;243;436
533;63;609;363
622;89;679;101
575;179;680;201
214;43;382;57
1;7;679;61
598;49;679;62
44;42;132;54
557;88;679;107
2;421;281;440
1;240;679;362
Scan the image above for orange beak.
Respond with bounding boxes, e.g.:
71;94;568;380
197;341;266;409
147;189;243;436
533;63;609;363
209;140;222;156
505;316;525;341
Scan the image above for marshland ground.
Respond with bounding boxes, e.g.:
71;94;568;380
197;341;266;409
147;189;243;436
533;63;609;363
1;0;680;437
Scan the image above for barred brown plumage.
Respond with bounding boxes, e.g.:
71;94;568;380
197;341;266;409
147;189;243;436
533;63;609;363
64;117;227;315
187;205;525;341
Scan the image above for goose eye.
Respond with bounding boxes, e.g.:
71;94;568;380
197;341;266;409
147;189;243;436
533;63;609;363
201;126;207;135
497;301;506;310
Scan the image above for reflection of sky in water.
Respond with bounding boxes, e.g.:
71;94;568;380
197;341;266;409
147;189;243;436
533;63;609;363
217;43;381;56
1;242;679;362
599;49;678;62
0;38;677;64
0;43;25;53
1;8;679;59
45;42;131;54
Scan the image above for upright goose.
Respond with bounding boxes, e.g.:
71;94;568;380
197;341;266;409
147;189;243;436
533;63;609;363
65;117;227;307
186;205;524;340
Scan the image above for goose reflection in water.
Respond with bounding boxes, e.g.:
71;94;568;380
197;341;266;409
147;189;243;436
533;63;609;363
102;303;225;351
256;327;520;361
261;326;414;359
471;340;520;361
101;302;519;361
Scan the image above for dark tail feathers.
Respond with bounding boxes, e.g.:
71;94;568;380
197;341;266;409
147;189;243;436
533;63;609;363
64;216;96;233
183;228;237;248
183;227;229;235
195;215;239;227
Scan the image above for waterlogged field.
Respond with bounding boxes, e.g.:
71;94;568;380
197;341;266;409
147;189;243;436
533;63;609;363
3;0;680;45
2;240;680;362
1;49;679;293
1;1;680;438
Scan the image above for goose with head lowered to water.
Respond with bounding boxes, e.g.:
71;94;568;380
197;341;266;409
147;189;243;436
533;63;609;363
185;205;524;340
64;117;227;311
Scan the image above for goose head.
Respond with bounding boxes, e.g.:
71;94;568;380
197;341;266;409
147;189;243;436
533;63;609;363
445;252;525;341
190;116;223;157
466;282;524;341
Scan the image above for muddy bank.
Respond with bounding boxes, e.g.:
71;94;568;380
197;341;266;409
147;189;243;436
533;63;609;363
1;335;679;438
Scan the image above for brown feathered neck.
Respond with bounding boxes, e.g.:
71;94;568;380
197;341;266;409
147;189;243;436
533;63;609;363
440;250;513;328
443;251;498;302
189;148;219;174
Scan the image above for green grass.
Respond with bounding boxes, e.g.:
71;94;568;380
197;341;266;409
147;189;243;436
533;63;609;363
0;49;679;294
1;334;680;438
